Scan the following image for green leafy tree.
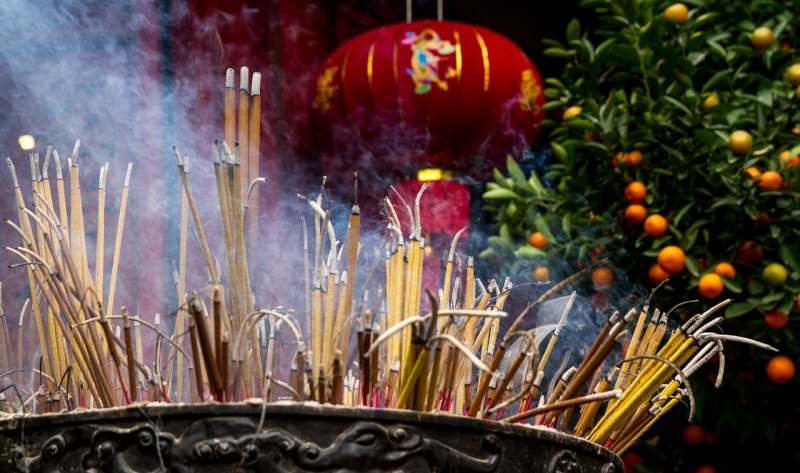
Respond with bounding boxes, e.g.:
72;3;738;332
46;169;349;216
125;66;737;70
484;0;800;469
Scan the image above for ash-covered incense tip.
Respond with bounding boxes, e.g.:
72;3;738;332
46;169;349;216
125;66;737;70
124;163;133;187
251;72;261;96
225;68;235;88
52;149;63;180
41;149;51;180
6;157;19;188
172;147;183;166
98;163;108;189
72;138;81;161
240;66;249;91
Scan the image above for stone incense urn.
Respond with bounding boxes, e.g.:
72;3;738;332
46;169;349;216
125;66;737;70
0;403;622;472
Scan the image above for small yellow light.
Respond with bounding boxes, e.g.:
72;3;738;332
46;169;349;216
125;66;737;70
417;168;452;182
18;134;36;151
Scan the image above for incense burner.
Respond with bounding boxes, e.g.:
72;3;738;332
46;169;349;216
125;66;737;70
0;403;621;472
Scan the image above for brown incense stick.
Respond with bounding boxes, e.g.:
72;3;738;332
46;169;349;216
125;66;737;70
121;307;137;402
503;390;623;423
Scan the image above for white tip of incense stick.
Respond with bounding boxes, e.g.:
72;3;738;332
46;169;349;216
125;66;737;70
221;141;234;163
42;147;51;180
172;146;182;167
124;163;133;187
5;158;19;188
98;163;108;189
226;68;235;88
448;226;467;262
623;306;638;323
476;278;486;294
31;152;40;182
71;138;81;162
52;150;63;180
553;292;577;336
154;313;161;327
240;66;249;91
561;366;578;382
212;141;221;164
182;155;190;174
251;72;261;96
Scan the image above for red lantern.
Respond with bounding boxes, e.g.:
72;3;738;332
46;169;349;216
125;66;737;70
311;20;545;178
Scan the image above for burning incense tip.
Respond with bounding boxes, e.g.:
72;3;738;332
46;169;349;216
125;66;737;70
226;68;235;88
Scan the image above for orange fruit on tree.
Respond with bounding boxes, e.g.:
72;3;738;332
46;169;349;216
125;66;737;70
658;245;686;274
624;204;647;225
563;106;582;120
745;166;762;181
664;3;689;23
786;64;800;86
624;181;647;203
701;93;719;111
528;231;549;249
758;170;784;190
682;424;705;446
592;266;614;291
763;262;788;287
751;26;775;50
764;307;789;329
779;149;800;167
649;263;670;284
736;241;763;266
766;355;796;384
728;130;753;154
698;273;724;299
713;262;736;279
532;266;550;283
644;214;668;237
626;150;643;166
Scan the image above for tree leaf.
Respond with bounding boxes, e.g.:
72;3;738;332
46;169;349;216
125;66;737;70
779;243;800;273
551;142;568;162
483;188;519;200
544;47;572;59
722;277;743;294
506;156;531;192
685;255;701;277
516;245;546;259
566;18;581;42
562;213;573;239
726;301;757;319
534;214;556;241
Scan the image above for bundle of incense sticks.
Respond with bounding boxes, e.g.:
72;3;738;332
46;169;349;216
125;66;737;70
0;68;777;457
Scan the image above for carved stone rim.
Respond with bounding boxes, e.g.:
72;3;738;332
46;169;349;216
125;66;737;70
0;402;620;469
